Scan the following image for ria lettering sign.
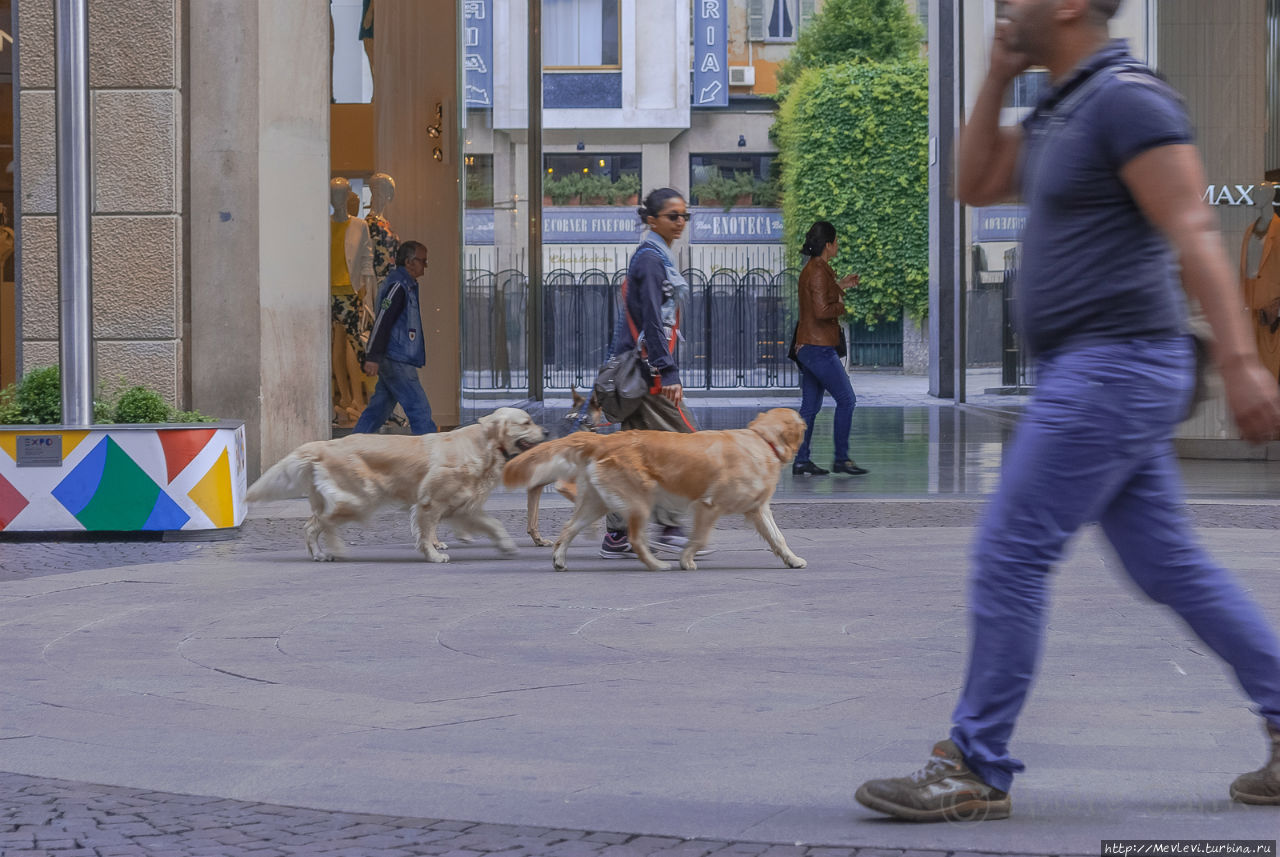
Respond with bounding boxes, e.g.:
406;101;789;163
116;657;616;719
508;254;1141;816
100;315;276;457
693;0;728;107
1203;184;1259;207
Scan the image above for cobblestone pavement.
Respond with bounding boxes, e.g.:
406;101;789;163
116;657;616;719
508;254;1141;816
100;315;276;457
1;771;1069;857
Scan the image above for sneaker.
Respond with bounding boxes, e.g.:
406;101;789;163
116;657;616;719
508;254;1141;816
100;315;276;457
599;531;634;559
792;460;829;476
651;526;715;557
833;459;869;475
1230;723;1280;805
855;739;1011;822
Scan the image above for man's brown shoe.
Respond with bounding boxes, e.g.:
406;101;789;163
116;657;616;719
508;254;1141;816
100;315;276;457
1230;723;1280;805
855;739;1011;822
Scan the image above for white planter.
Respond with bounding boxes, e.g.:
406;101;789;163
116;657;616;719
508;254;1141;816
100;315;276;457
0;422;247;533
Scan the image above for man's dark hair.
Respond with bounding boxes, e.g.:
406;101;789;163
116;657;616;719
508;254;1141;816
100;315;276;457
1090;0;1122;22
396;240;425;267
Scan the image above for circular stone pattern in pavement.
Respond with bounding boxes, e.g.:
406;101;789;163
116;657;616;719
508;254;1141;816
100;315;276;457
0;527;1277;854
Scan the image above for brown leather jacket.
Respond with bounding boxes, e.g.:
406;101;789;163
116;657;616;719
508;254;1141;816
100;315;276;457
795;256;844;348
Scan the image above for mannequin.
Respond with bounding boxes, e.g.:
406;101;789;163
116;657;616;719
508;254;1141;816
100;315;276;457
330;177;376;425
366;173;401;296
1241;183;1280;383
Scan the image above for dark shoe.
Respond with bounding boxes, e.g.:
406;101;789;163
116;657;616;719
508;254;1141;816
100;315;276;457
792;460;829;476
855;739;1011;822
598;531;633;559
1230;723;1280;804
651;526;714;557
833;459;869;475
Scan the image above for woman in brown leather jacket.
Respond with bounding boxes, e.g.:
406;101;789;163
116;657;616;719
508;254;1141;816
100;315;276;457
791;221;868;476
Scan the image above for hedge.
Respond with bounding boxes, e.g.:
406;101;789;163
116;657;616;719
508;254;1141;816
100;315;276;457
776;60;929;324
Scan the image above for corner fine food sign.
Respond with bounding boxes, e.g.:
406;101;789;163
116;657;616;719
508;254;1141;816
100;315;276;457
16;435;62;467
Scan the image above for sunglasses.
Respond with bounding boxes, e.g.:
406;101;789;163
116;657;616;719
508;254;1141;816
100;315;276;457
659;212;692;223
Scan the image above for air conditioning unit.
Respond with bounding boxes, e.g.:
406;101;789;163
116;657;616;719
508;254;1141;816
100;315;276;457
728;66;755;87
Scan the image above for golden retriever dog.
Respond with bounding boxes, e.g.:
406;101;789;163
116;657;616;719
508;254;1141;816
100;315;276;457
521;388;609;546
248;407;545;562
503;407;807;571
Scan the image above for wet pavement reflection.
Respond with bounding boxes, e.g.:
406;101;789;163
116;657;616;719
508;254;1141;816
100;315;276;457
472;399;1280;503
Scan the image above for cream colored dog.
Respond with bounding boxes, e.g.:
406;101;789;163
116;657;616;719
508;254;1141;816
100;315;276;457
503;408;807;571
248;407;545;562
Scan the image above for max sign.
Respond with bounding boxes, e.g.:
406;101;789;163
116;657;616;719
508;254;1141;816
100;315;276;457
1203;184;1260;207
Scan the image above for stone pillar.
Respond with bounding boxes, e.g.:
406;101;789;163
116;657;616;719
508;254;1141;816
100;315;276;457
188;0;331;476
17;0;183;400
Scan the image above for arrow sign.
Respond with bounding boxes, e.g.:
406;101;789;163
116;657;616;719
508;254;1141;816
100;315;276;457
693;0;728;107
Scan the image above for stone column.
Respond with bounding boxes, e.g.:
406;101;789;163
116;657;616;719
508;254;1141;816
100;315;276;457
188;0;331;476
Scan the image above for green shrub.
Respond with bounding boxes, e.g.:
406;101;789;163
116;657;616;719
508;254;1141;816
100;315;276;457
113;386;171;424
775;0;923;96
0;366;220;425
0;384;20;425
15;366;62;425
776;60;928;324
171;409;217;423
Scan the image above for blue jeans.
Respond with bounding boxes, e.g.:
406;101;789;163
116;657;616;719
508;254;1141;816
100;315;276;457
950;338;1280;792
352;359;437;435
795;344;856;462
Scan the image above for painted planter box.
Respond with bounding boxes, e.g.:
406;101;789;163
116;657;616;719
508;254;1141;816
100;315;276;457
0;421;247;533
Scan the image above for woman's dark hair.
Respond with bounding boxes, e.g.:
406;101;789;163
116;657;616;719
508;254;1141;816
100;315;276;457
637;187;685;225
800;221;837;259
396;239;425;267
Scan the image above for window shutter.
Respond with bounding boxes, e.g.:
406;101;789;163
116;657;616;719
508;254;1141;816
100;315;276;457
798;0;816;32
748;0;765;40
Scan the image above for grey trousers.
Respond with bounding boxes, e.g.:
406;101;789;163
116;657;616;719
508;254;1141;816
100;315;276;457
605;392;699;533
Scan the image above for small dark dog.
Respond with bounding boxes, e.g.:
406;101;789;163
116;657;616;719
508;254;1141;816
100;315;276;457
522;388;608;546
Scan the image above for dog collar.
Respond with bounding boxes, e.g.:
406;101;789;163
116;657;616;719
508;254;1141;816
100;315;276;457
766;440;789;462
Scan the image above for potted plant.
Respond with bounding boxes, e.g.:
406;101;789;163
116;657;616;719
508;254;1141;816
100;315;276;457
731;171;756;207
546;173;580;206
610;173;641;206
0;366;242;534
465;172;493;208
581;173;611;205
752;176;782;208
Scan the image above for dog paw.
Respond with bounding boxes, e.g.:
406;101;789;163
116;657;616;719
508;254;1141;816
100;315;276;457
680;558;698;571
645;561;672;572
552;556;568;571
499;541;519;556
531;535;554;547
786;555;807;569
432;540;450;551
425;552;451;564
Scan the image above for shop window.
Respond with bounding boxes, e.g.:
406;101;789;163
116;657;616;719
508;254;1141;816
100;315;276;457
543;0;620;68
765;0;797;41
543;153;640;204
690;154;781;208
465;154;494;208
1003;69;1049;110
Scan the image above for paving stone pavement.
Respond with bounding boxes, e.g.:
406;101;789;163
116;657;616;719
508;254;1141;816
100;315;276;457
0;770;1067;857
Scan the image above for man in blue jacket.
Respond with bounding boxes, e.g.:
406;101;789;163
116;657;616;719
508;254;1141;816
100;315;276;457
352;240;438;435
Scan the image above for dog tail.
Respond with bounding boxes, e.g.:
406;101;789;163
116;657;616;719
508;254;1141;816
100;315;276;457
246;449;315;502
502;433;599;489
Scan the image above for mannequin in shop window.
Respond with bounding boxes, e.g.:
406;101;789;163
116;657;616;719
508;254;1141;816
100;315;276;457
366;173;401;303
1241;182;1280;383
330;176;376;426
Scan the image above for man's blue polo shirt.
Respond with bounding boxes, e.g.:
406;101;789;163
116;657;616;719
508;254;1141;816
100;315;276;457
1016;41;1194;358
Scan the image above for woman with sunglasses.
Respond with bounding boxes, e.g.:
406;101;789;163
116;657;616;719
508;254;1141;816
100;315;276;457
790;220;869;477
599;187;711;560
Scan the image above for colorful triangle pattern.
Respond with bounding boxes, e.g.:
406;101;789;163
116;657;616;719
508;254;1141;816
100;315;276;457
188;447;235;528
158;428;217;484
51;437;191;531
0;472;29;531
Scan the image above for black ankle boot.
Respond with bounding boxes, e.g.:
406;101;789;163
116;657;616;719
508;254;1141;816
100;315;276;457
792;460;829;476
833;459;869;475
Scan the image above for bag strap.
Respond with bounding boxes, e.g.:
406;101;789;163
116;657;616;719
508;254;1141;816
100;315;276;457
621;260;679;353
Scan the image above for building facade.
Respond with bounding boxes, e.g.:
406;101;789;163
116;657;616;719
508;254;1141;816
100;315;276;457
2;0;1277;477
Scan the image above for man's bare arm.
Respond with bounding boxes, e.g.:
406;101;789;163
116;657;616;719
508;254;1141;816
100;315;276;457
1121;144;1280;443
956;77;1024;207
